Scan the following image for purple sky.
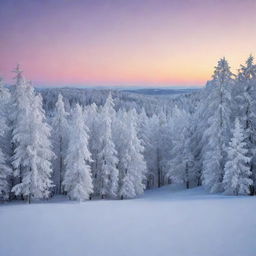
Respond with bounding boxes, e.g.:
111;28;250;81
0;0;256;87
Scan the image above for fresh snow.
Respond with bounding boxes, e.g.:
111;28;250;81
0;185;256;256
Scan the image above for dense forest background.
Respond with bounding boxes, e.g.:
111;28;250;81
0;56;256;202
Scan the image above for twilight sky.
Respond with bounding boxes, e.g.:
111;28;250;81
0;0;256;87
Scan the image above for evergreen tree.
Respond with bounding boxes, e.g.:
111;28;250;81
52;94;69;194
118;109;147;199
84;103;101;189
167;109;198;188
223;118;252;195
94;94;119;198
0;77;12;200
202;58;234;193
160;111;175;185
137;109;156;188
142;112;167;188
0;148;11;200
0;77;11;134
142;114;159;188
11;68;54;203
63;104;93;201
236;55;256;194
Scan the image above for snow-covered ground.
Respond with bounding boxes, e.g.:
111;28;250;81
1;185;256;256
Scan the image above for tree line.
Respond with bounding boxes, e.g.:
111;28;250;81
0;65;147;202
167;56;256;196
0;55;256;203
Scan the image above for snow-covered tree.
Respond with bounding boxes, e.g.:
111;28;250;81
137;108;167;188
84;103;101;187
0;77;11;133
141;114;159;188
164;105;200;189
0;77;12;200
167;108;198;188
0;148;11;200
63;104;93;201
11;67;54;203
202;58;234;193
190;89;210;186
94;94;119;198
223;118;252;195
117;109;147;199
235;55;256;194
160;114;175;185
51;94;69;194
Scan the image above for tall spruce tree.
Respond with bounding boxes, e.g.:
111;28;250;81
11;67;54;203
118;109;147;199
63;104;93;201
0;77;11;200
94;94;119;198
223;118;252;195
84;103;101;190
52;94;69;194
236;55;256;194
167;108;198;188
202;58;234;193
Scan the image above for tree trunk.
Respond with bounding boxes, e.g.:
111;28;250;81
28;194;31;204
185;162;189;189
197;177;201;187
157;148;161;188
249;164;255;195
249;185;255;196
59;137;63;194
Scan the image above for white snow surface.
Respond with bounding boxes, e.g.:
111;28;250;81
1;185;256;256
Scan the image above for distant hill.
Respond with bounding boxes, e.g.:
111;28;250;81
122;88;200;96
38;87;200;117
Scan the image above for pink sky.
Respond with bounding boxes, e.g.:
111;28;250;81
0;0;256;87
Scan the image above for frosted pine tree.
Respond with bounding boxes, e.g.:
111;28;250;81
157;110;168;187
142;113;166;188
103;93;116;119
118;109;147;199
236;55;256;194
202;58;234;193
10;64;29;138
11;66;54;203
192;84;214;188
160;111;176;184
63;104;93;201
0;148;11;200
0;77;11;134
8;65;26;197
52;94;69;194
84;103;101;188
126;110;147;197
167;109;197;188
95;94;119;198
11;69;54;203
0;77;11;200
223;119;252;195
142;114;158;188
188;111;203;187
203;115;223;192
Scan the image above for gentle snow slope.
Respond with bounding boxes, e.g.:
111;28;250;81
0;185;256;256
